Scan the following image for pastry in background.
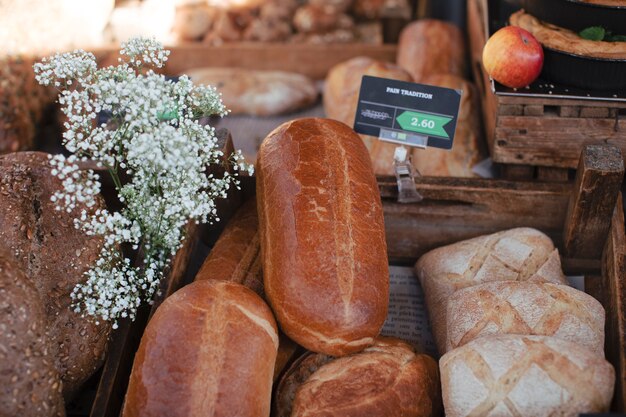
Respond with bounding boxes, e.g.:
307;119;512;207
275;338;441;417
324;56;412;175
292;5;354;34
440;335;615;417
352;0;412;20
172;3;216;41
185;67;318;116
411;74;486;177
397;19;467;81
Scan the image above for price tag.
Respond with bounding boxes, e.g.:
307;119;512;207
353;76;462;150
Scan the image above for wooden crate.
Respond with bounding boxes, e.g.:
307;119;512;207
467;0;626;177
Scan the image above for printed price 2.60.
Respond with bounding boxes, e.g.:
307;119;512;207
410;117;436;130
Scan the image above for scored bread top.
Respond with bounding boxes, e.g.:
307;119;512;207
257;118;389;356
445;281;605;354
123;280;278;417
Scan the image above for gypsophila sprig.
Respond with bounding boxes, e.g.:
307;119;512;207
34;37;251;328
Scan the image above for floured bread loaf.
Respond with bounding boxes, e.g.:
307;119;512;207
275;337;441;417
440;335;615;417
446;281;605;354
122;280;279;417
257;118;389;356
415;227;567;353
184;67;318;116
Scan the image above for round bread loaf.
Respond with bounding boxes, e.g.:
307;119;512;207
184;67;318;116
440;334;615;417
0;151;109;400
256;118;389;356
122;280;279;417
445;281;605;354
323;56;412;163
397;19;467;82
410;74;486;177
415;227;567;354
0;252;64;417
275;337;441;417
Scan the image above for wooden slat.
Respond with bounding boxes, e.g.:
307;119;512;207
498;95;626;109
563;145;624;259
93;42;397;80
500;164;535;181
587;197;626;412
380;177;572;264
536;166;570;182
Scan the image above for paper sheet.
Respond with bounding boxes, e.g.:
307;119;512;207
381;265;437;357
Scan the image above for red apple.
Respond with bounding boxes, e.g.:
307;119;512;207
482;26;544;89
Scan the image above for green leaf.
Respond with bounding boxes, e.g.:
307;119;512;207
579;26;606;41
606;34;626;42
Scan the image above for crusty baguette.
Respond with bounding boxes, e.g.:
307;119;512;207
415;227;567;353
397;19;467;82
195;197;263;295
411;74;486;177
276;337;441;417
440;334;615;417
446;281;605;354
257;118;389;356
122;280;278;417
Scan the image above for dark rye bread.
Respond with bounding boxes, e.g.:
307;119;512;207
273;337;441;417
0;252;64;417
257;118;389;357
0;152;110;399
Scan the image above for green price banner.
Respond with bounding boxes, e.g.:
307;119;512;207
396;111;453;138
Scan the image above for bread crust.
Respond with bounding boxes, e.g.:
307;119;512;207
440;334;615;417
122;280;278;417
257;118;389;356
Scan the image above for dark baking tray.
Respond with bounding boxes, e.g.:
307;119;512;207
521;0;626;33
487;0;626;96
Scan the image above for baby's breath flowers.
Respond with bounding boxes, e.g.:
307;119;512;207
35;37;251;328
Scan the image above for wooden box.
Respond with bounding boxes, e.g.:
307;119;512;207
467;0;626;176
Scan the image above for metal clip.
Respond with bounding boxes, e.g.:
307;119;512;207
393;146;422;204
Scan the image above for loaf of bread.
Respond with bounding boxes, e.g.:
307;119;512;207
415;227;567;353
0;152;110;399
275;337;441;417
446;281;605;354
397;19;467;82
185;67;318;116
172;3;216;41
257;118;389;356
195;197;263;295
323;56;413;175
292;5;353;34
122;280;278;417
440;334;615;417
0;252;64;417
411;74;486;177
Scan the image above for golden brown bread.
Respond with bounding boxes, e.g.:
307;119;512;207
292;5;354;34
0;152;109;400
122;280;279;417
415;227;568;353
510;10;626;59
257;118;389;356
276;337;441;417
440;335;615;417
184;67;318;116
195;198;263;295
397;19;467;82
323;56;413;175
445;281;605;354
0;253;64;417
411;74;486;177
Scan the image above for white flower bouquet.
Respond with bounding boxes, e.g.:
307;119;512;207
34;37;251;328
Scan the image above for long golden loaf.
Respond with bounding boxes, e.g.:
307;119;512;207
257;118;389;356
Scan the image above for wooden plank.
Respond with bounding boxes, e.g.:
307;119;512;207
580;107;611;118
93;42;397;80
523;104;544;116
380;177;572;264
499;104;523;116
563;145;624;259
500;164;535;181
536;166;570;182
498;95;625;109
558;106;580;117
587;197;626;412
